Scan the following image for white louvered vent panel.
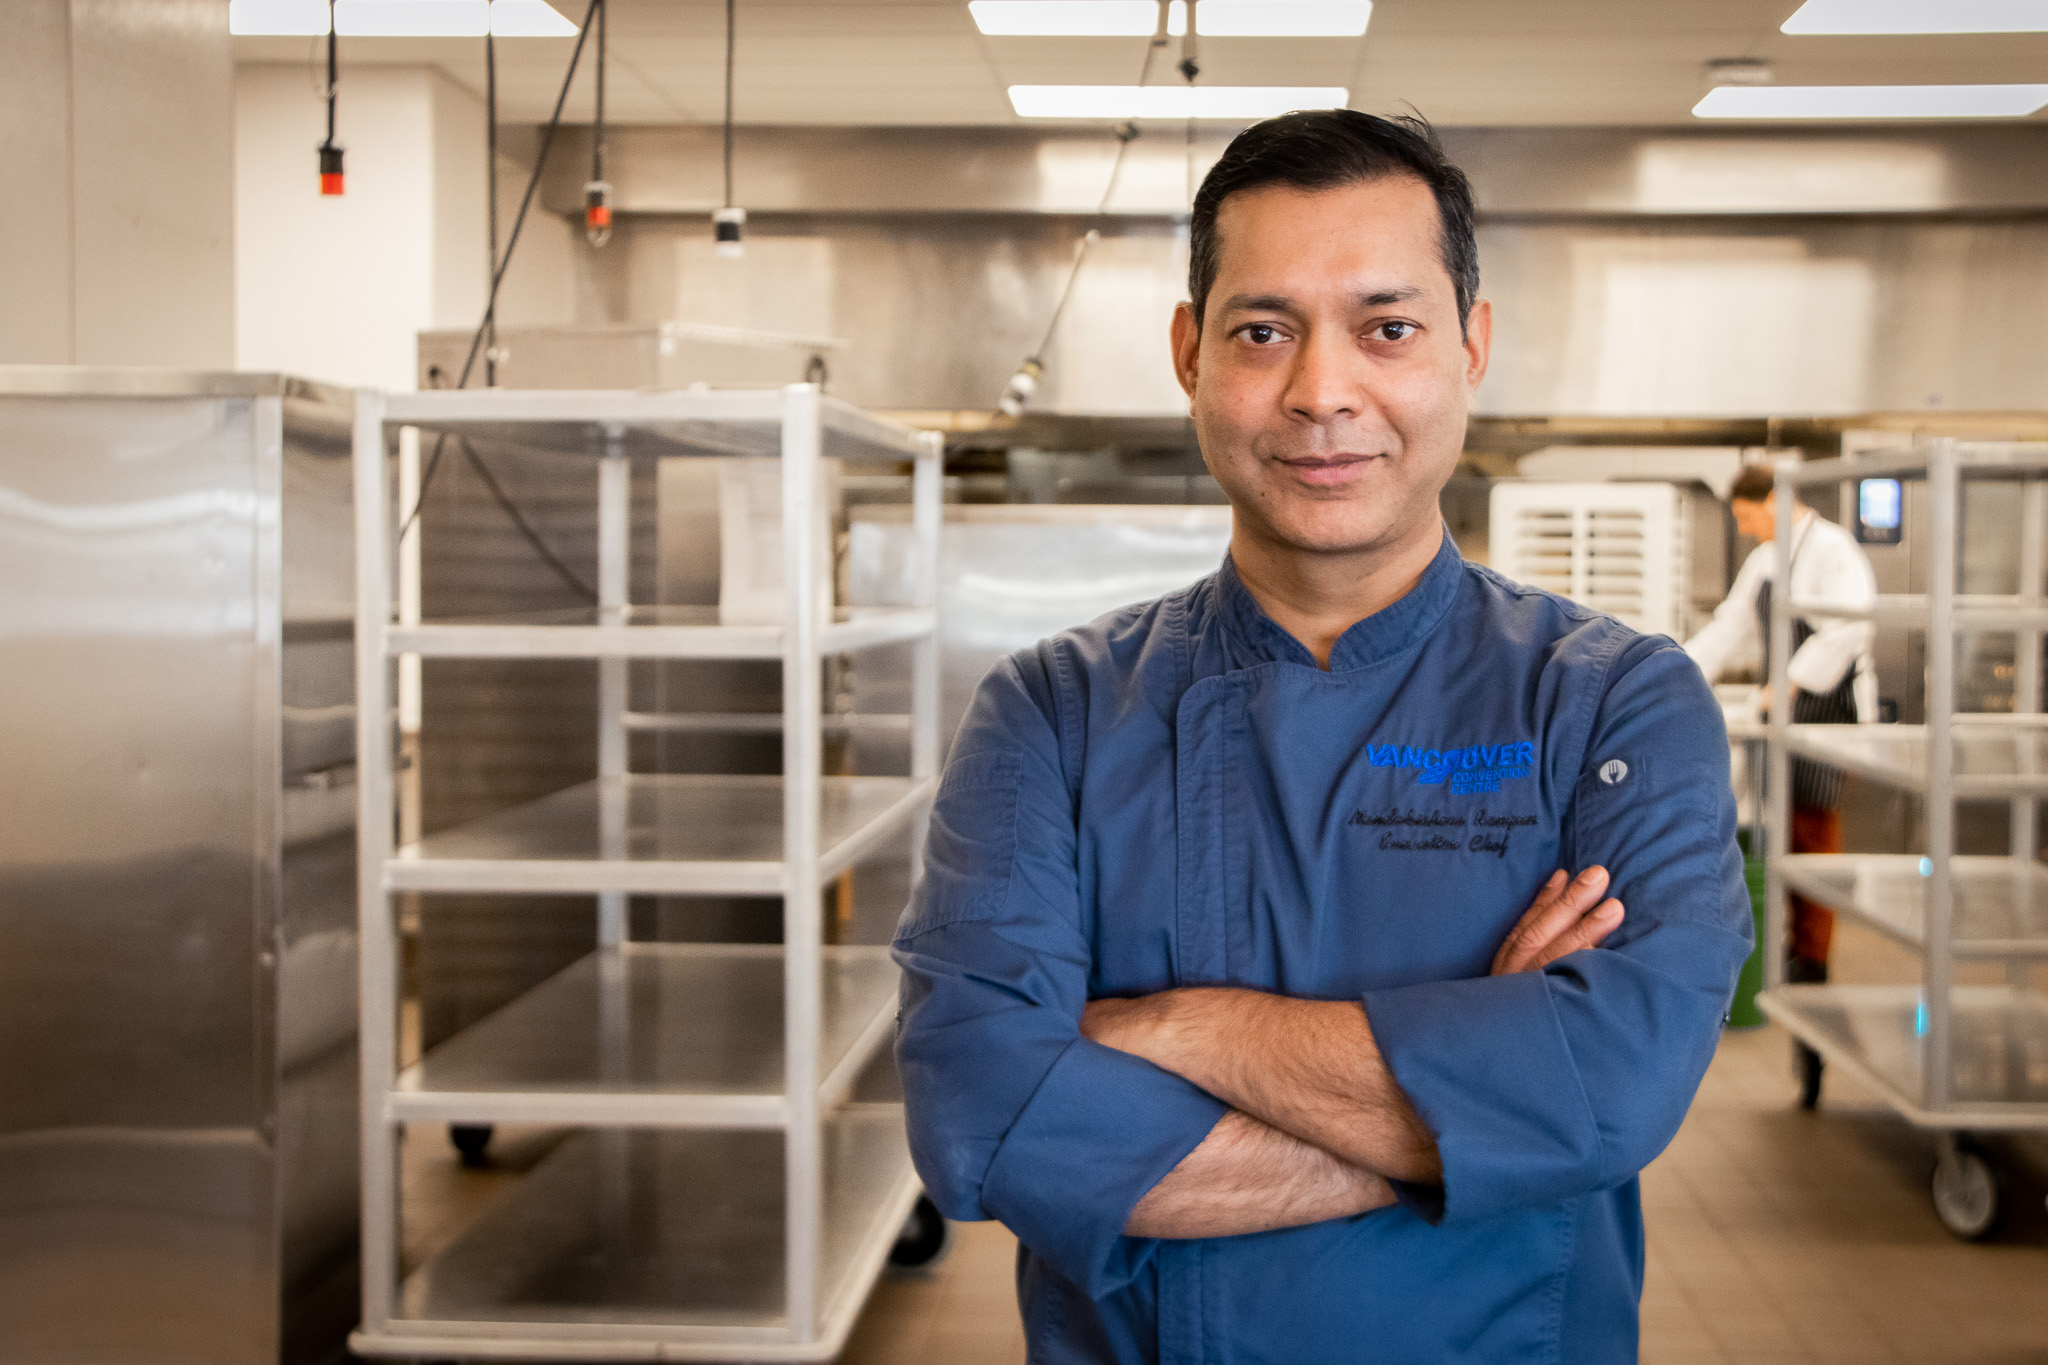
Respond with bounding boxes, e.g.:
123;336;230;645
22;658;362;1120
1488;482;1687;637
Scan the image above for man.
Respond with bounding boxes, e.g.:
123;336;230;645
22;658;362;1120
1686;464;1877;985
894;111;1751;1363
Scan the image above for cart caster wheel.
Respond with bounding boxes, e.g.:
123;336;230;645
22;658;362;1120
1932;1139;2002;1242
888;1196;950;1272
1795;1042;1824;1110
449;1123;495;1167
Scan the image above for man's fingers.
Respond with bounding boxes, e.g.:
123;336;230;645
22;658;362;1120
1491;870;1567;974
1524;899;1625;973
1494;866;1611;975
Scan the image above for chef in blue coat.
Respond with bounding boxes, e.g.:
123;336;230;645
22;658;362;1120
894;110;1752;1364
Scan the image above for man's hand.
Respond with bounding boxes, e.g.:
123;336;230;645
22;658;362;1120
1490;866;1625;975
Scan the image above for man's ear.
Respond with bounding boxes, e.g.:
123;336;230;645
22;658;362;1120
1171;301;1200;400
1462;297;1493;403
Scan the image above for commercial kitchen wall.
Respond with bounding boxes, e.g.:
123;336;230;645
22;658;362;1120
0;0;235;368
519;123;2048;418
558;209;2048;419
233;63;576;391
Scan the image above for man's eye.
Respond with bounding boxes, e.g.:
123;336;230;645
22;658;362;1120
1240;324;1287;345
1372;321;1417;342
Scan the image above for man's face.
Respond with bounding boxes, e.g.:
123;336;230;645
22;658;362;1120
1171;176;1491;560
1731;498;1775;542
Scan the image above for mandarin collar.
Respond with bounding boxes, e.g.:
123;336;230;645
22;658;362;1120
1214;528;1465;673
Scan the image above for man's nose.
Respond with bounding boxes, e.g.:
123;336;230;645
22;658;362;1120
1281;329;1370;425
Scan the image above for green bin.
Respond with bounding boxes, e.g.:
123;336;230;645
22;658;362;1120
1728;831;1769;1029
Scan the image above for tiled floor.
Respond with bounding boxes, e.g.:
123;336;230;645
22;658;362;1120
399;919;2048;1363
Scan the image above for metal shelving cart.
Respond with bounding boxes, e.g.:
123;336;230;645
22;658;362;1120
1759;437;2048;1240
349;386;944;1359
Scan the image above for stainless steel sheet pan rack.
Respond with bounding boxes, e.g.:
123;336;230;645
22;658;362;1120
1759;437;2048;1239
350;386;943;1360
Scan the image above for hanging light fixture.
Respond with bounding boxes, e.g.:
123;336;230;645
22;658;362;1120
715;0;745;259
997;2;1168;417
583;0;611;245
314;0;345;194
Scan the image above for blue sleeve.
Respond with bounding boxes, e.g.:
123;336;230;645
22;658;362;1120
893;650;1229;1296
1361;638;1752;1225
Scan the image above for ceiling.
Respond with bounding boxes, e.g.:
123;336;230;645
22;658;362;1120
232;0;2048;127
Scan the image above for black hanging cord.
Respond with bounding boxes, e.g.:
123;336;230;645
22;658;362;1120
485;26;499;386
1180;0;1200;210
1025;26;1164;368
398;0;606;606
324;8;337;146
723;0;737;207
593;0;607;189
459;438;598;601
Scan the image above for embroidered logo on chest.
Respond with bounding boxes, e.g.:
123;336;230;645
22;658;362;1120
1366;739;1536;795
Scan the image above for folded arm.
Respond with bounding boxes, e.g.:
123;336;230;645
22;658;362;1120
1095;643;1749;1229
1127;1110;1394;1239
1086;867;1625;1189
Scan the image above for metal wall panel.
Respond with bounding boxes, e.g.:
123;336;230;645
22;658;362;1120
568;211;2048;418
544;125;2048;219
0;372;357;1365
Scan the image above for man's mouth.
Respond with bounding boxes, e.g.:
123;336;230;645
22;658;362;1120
1274;452;1381;487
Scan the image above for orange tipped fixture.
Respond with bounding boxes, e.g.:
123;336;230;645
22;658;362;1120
583;179;612;246
318;143;345;196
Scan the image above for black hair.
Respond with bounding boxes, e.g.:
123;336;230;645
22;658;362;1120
1728;464;1776;504
1188;109;1479;336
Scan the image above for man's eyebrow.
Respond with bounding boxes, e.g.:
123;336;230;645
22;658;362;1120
1215;286;1425;313
1217;292;1298;315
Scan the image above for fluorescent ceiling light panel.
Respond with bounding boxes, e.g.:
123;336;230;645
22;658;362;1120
1693;83;2048;118
488;0;575;35
970;2;1157;35
1781;0;2048;33
229;0;330;34
1167;1;1371;36
336;1;487;36
1009;85;1350;118
971;0;1371;36
232;0;575;35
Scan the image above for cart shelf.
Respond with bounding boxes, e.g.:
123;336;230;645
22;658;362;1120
1786;593;2048;629
387;774;935;896
354;385;944;1354
1782;722;2048;798
392;944;901;1127
1776;854;2048;958
1758;984;2048;1129
1781;445;2048;485
388;605;936;660
372;1111;918;1361
382;387;927;465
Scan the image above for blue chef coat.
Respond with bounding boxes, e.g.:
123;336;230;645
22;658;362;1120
894;531;1752;1364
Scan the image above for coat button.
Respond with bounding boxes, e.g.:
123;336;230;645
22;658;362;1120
1599;758;1629;785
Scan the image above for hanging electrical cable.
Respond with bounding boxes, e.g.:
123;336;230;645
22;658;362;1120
584;0;612;246
996;2;1169;417
398;0;606;606
714;0;745;258
317;0;343;194
1180;0;1200;211
485;24;500;385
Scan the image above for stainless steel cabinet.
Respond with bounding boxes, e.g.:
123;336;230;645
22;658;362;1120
0;369;360;1365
